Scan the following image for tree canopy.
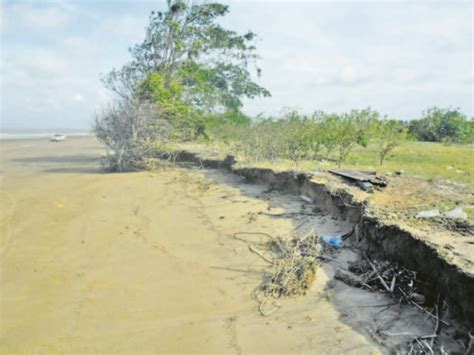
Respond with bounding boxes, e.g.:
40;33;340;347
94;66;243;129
102;0;270;113
408;107;473;143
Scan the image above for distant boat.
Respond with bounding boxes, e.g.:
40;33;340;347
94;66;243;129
50;134;66;142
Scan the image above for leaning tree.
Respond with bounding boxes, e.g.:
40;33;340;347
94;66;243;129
96;0;270;170
102;0;270;112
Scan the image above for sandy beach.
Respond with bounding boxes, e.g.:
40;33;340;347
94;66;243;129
0;137;385;353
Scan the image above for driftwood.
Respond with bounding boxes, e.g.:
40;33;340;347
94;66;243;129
430;305;439;348
366;257;391;292
336;253;462;353
233;230;321;316
466;332;474;354
397;287;449;327
248;244;273;264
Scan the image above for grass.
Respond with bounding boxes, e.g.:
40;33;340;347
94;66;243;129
168;139;474;222
235;141;474;188
347;142;473;185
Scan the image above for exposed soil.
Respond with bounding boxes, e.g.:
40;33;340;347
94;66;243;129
166;145;474;326
1;138;373;353
165;147;474;351
1;137;471;353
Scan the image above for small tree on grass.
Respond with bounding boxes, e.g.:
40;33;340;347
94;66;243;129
314;111;339;160
332;108;377;167
280;111;313;165
373;119;408;165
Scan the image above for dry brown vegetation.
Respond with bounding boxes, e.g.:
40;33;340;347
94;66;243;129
233;230;322;316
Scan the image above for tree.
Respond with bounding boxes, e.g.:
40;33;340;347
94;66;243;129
279;111;313;165
313;111;339;159
94;99;173;171
373;119;408;165
408;107;473;143
102;0;270;114
97;0;271;170
327;108;377;167
136;72;205;139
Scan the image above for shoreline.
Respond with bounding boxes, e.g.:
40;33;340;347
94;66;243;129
0;136;471;353
0;137;382;353
0;132;93;141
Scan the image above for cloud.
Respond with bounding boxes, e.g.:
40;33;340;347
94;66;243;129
240;1;471;118
2;1;75;31
0;2;5;32
1;0;472;128
73;93;84;102
21;6;70;28
101;14;147;40
0;1;150;128
1;43;107;128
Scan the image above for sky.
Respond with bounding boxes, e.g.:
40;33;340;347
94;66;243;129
0;0;472;129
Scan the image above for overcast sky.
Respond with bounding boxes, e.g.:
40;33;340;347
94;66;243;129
1;0;472;129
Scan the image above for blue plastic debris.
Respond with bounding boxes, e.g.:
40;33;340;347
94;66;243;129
320;235;343;248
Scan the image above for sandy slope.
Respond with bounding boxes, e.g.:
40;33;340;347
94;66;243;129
0;137;379;353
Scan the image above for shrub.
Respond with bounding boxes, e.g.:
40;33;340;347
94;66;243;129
321;108;376;167
94;99;172;171
372;119;408;165
408;107;474;143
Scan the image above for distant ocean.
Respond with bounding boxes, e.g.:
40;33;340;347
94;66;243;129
0;129;93;141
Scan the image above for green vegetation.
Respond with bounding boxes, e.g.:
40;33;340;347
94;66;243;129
94;0;473;188
372;119;408;166
95;0;268;171
408;107;473;144
205;110;472;185
236;141;473;186
102;1;269;110
209;109;411;168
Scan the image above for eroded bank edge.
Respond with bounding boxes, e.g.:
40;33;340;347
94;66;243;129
162;150;474;328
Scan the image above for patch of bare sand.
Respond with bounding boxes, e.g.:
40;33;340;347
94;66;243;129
0;138;383;353
172;141;474;280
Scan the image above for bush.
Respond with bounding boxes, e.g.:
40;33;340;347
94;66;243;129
94;99;173;171
408;107;474;143
372;119;408;165
225;112;321;164
212;108;382;167
317;108;376;167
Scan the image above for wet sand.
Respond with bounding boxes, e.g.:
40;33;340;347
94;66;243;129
0;137;382;353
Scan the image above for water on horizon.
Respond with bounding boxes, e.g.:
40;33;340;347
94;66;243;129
0;129;92;141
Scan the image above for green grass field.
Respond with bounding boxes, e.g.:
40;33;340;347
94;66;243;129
235;141;474;187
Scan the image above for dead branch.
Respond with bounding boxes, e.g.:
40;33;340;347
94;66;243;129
390;275;397;293
429;304;439;348
259;211;319;218
365;255;391;292
233;232;274;240
248;244;273;264
398;287;449;326
236;229;321;316
466;332;473;355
